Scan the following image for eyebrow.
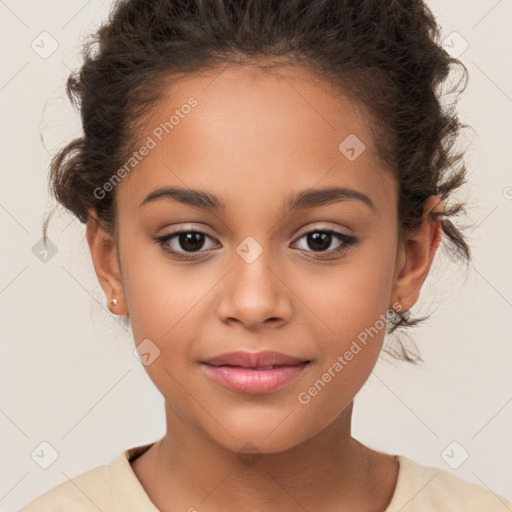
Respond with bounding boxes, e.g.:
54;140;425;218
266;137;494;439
139;185;375;212
139;186;224;209
284;186;375;212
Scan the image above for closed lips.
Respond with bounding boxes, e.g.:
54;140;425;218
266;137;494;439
201;355;311;394
202;350;311;368
210;364;308;370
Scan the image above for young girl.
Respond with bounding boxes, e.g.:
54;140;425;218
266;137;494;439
20;0;511;510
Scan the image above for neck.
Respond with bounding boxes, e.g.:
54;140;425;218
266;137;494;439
131;400;398;512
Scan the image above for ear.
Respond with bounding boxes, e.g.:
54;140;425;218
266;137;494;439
390;195;444;313
85;209;127;315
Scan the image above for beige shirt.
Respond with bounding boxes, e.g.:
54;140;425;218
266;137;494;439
19;443;512;511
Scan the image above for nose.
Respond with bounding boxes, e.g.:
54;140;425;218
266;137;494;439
216;253;293;330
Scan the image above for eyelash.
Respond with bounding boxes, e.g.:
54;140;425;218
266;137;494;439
154;228;358;261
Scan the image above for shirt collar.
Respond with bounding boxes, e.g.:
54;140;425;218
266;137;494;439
109;442;160;511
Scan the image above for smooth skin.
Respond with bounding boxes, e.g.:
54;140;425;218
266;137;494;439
86;62;443;511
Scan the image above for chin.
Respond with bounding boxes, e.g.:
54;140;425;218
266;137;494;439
205;414;317;456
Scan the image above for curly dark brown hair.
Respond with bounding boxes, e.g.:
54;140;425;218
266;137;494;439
42;0;472;364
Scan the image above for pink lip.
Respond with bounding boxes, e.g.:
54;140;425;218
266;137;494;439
202;350;309;368
201;350;311;394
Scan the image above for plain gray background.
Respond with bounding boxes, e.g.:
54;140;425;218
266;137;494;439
1;0;511;509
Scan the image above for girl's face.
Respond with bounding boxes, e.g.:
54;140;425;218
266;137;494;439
93;64;435;453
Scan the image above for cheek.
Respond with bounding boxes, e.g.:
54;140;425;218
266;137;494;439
296;242;396;393
120;233;211;339
292;269;393;433
302;253;395;346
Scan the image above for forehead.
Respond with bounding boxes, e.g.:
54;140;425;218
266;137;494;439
116;63;396;212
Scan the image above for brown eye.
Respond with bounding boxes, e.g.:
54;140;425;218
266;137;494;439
176;232;207;252
292;229;358;258
306;232;333;252
155;230;218;257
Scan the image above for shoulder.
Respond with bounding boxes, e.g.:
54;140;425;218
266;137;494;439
386;455;512;512
18;463;110;511
18;443;157;511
